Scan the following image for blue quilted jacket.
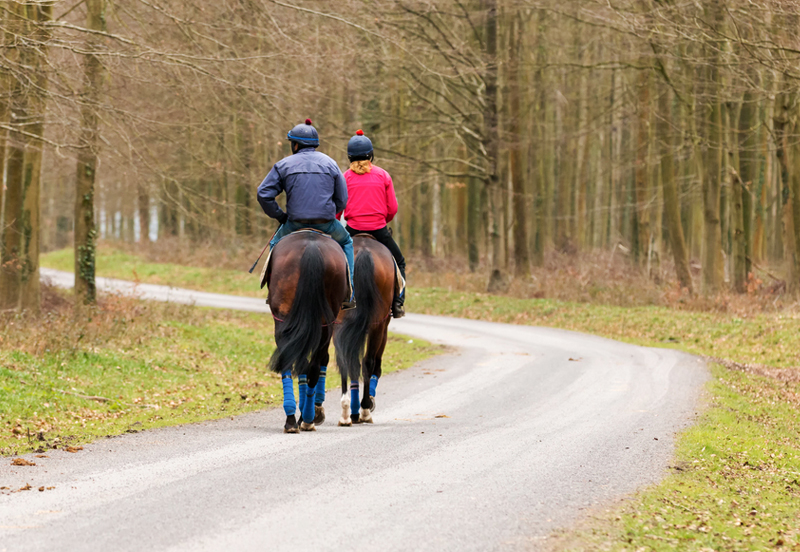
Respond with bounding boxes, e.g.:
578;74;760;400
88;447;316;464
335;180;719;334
257;148;347;221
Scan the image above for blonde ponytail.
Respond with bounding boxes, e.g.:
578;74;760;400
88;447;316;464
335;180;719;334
349;160;372;175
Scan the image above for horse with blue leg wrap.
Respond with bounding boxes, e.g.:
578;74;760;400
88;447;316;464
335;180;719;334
265;231;348;433
334;235;396;425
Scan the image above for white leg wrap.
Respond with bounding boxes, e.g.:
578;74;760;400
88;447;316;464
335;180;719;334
339;394;352;426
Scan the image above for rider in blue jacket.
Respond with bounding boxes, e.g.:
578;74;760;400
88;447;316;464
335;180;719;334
257;119;355;309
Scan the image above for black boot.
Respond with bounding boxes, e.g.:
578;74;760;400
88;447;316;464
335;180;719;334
392;296;405;319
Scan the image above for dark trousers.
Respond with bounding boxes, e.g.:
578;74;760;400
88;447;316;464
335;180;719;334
345;225;406;280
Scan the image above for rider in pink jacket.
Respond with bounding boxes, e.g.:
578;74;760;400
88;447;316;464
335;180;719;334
341;130;406;318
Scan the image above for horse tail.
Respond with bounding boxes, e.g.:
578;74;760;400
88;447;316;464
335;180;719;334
335;249;379;382
269;244;333;376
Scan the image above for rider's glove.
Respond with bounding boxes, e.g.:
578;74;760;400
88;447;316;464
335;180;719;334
278;212;288;225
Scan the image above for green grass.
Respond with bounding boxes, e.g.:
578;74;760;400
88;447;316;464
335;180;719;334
1;291;441;456
557;363;800;551
42;246;260;297
41;245;800;550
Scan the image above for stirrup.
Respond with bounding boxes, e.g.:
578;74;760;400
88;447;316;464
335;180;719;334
342;300;357;311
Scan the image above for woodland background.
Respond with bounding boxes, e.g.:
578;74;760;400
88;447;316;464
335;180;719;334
3;0;800;311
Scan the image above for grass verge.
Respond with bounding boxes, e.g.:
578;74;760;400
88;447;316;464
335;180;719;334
1;288;441;456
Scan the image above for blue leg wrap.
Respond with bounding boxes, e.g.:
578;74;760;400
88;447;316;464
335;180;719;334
315;366;327;406
300;378;315;424
282;372;296;417
350;382;360;417
298;375;308;421
369;374;378;397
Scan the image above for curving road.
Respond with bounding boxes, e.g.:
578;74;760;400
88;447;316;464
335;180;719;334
0;270;708;551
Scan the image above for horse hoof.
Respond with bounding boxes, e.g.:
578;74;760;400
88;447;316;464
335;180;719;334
369;396;376;412
284;415;299;433
300;421;316;432
314;405;326;425
359;409;373;424
338;418;352;426
350;414;362;425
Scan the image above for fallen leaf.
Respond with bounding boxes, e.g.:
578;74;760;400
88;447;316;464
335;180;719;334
64;446;83;453
568;357;582;362
35;455;48;458
15;484;32;492
11;458;35;466
38;487;44;492
434;414;450;418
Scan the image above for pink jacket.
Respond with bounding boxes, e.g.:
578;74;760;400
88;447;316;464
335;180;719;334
342;165;398;231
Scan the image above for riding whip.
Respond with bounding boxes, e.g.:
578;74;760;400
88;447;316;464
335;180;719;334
248;227;280;273
248;243;270;273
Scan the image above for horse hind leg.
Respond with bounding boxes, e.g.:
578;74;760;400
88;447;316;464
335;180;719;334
359;359;374;424
350;380;362;424
338;372;352;426
313;365;327;425
282;372;299;434
298;374;317;432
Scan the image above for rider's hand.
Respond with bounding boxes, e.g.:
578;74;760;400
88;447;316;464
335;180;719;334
278;212;288;225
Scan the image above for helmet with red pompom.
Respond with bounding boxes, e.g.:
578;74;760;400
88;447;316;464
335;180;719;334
287;118;319;147
347;129;373;161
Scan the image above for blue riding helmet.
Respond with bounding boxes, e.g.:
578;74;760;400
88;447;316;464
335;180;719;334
347;129;373;160
288;118;320;147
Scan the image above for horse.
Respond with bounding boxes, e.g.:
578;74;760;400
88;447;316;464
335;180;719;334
334;235;396;426
265;231;349;433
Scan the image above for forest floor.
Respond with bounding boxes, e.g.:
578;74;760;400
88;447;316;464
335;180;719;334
38;242;800;551
0;285;440;457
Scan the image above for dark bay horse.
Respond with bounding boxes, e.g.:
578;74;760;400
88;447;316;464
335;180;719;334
334;235;395;425
266;231;348;433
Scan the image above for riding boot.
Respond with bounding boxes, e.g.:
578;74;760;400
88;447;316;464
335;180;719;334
392;289;405;319
341;239;356;311
392;296;405;319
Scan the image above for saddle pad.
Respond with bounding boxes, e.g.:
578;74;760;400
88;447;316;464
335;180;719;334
259;246;274;289
394;258;405;297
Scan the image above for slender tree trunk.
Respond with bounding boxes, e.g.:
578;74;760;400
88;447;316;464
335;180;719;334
74;0;107;304
508;12;528;277
467;177;480;271
735;89;757;292
0;3;28;311
775;89;798;291
483;0;504;291
634;68;651;266
659;86;693;292
19;1;52;313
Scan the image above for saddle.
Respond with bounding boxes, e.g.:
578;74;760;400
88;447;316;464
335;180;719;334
260;229;352;300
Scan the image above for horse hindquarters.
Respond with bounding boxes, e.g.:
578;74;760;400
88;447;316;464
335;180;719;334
269;243;335;432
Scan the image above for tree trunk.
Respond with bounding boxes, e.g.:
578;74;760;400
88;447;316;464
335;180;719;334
659;86;693;292
508;12;528;277
483;0;504;291
634;69;651;266
74;0;107;304
467;177;480;271
0;3;28;311
19;1;52;313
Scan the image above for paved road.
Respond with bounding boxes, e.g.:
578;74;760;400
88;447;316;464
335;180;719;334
1;270;708;551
